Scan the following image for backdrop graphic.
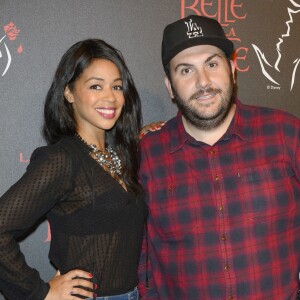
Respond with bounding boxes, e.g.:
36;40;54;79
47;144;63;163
0;0;299;298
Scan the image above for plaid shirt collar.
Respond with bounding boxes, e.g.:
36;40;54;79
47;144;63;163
169;98;253;153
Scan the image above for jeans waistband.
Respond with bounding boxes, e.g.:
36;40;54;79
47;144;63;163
88;287;138;300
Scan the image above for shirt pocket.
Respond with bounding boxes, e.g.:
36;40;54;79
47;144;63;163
147;176;199;238
239;161;298;221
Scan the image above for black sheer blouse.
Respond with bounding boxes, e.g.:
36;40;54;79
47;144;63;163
0;135;146;299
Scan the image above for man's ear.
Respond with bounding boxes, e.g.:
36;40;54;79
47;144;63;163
64;86;74;103
164;76;174;99
230;60;236;84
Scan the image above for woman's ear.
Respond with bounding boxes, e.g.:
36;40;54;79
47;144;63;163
64;86;74;103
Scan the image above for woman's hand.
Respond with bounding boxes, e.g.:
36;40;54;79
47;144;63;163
139;121;166;139
45;270;96;300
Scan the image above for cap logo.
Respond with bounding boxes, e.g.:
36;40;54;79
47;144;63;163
185;19;203;39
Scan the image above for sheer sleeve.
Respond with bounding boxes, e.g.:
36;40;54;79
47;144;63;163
0;144;73;299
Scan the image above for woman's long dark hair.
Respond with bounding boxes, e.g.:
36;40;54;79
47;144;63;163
43;39;142;195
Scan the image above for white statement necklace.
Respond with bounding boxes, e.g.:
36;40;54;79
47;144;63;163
76;134;122;177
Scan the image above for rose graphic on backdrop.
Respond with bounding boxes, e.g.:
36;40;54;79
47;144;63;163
0;22;22;76
4;22;20;40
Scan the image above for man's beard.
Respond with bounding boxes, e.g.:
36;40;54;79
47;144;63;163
172;78;234;130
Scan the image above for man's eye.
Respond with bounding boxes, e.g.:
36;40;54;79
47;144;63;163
181;68;191;75
208;62;217;68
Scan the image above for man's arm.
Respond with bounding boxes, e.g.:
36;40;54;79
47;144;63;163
138;227;159;299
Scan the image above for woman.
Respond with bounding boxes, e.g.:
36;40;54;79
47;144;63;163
0;39;146;299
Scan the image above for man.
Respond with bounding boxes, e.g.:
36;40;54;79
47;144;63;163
138;15;300;299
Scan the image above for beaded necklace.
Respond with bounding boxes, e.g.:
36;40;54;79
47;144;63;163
76;134;122;180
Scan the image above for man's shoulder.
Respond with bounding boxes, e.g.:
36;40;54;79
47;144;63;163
239;101;299;123
141;116;178;143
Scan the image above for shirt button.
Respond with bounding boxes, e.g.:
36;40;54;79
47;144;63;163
228;297;234;300
224;265;230;270
219;205;224;211
210;149;215;154
168;186;173;191
215;175;219;181
221;235;226;241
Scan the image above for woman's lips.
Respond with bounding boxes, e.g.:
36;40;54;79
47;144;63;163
96;107;116;119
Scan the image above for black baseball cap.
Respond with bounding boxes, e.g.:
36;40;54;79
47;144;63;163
161;15;234;72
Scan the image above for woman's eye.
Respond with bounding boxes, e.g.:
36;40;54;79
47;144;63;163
113;85;123;91
90;85;101;90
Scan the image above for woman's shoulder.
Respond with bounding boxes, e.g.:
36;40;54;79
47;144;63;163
30;136;78;164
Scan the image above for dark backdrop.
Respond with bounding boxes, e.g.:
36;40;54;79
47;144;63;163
0;1;299;298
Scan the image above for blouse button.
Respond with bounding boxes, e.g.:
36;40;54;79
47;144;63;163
221;235;227;241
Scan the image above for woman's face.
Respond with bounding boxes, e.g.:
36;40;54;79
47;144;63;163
64;58;125;141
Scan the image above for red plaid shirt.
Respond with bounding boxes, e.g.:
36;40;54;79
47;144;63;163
138;99;300;299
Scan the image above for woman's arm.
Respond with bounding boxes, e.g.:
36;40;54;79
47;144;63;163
0;145;89;299
45;270;95;300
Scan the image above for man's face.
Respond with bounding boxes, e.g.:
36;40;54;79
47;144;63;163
165;44;235;130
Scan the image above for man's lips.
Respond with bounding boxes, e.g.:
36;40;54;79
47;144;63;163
189;88;221;102
195;93;217;100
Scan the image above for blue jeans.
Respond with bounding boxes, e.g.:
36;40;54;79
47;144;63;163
87;287;138;300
